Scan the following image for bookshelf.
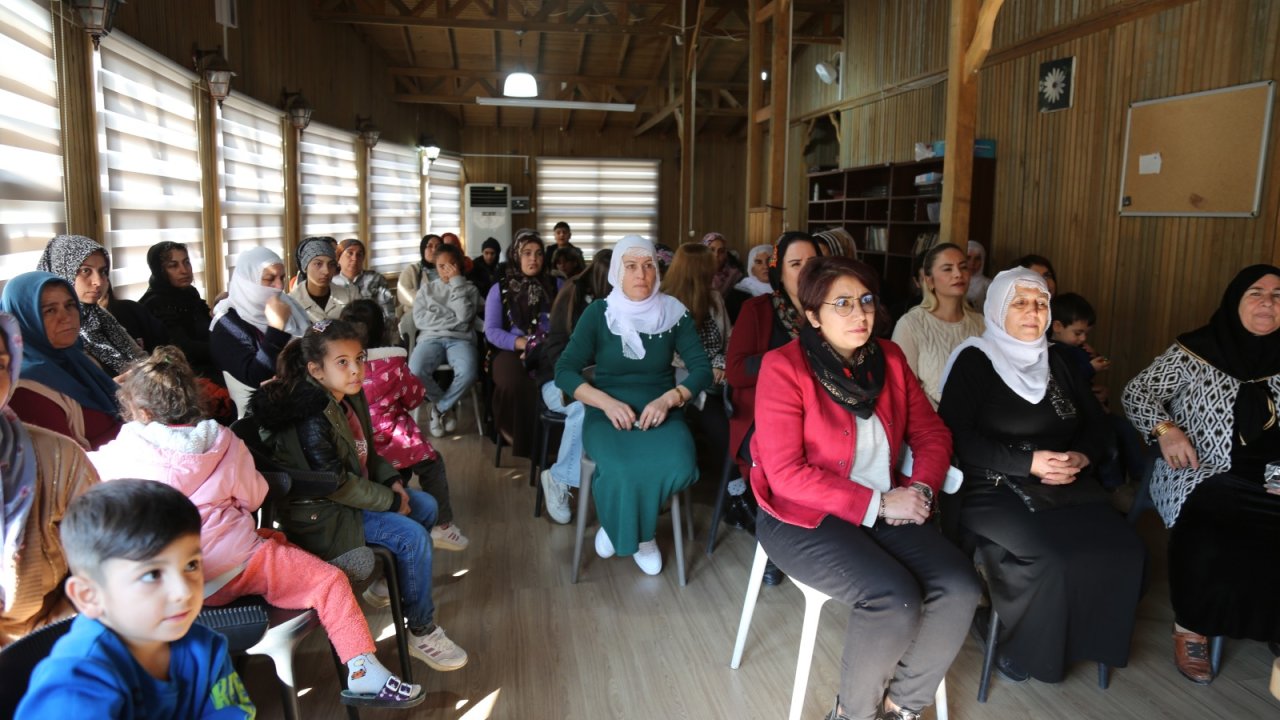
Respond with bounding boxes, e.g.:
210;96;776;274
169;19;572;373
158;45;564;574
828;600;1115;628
806;157;995;307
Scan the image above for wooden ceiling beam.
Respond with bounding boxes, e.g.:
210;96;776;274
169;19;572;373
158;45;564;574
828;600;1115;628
388;67;744;90
316;9;682;36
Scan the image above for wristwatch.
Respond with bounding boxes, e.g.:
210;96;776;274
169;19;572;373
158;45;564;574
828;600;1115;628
910;482;934;504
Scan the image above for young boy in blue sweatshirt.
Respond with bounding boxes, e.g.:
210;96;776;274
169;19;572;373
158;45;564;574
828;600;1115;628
16;480;255;718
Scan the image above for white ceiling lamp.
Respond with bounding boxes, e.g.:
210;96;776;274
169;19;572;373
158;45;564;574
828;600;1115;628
476;97;636;112
503;30;538;98
815;52;843;85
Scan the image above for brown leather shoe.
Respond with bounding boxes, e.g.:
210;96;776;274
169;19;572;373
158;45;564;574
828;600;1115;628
1172;628;1214;684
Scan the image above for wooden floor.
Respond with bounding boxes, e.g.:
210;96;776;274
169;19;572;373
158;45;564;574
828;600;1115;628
242;415;1280;720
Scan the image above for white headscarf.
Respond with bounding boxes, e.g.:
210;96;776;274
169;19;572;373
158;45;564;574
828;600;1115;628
603;235;688;360
211;247;311;337
966;240;992;307
940;267;1052;403
733;244;774;297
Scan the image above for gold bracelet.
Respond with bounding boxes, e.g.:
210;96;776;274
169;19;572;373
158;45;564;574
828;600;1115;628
671;388;686;408
1152;421;1177;438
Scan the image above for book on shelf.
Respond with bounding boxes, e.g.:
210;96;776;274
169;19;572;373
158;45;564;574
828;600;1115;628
911;232;940;258
863;227;887;253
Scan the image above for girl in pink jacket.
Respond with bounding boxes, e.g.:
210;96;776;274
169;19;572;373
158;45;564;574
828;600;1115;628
88;346;424;710
341;300;468;551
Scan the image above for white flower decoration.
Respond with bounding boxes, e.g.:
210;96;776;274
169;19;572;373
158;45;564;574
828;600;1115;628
1040;67;1067;103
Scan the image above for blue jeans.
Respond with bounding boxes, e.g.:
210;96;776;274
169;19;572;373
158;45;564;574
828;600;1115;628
362;488;437;629
540;380;584;489
409;336;478;413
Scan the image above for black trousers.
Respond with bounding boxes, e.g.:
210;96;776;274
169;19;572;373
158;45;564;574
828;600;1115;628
400;455;453;525
758;511;980;719
1170;472;1280;640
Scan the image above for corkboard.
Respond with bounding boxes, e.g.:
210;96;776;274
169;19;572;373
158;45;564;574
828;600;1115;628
1118;80;1275;217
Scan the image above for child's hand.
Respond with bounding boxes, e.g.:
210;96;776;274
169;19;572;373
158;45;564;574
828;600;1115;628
391;481;412;516
1090;355;1111;372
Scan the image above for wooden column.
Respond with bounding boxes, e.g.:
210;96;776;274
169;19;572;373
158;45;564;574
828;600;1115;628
357;140;371;246
52;17;102;240
678;0;705;242
196;91;226;298
745;0;792;245
283;123;302;275
941;0;1003;247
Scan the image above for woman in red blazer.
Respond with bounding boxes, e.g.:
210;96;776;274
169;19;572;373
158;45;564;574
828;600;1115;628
751;256;979;720
724;232;820;538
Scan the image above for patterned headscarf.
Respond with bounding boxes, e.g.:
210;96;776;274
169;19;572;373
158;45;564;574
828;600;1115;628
36;235;144;375
500;230;556;335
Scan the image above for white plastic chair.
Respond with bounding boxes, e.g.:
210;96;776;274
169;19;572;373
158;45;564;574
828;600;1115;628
731;542;949;720
403;323;484;435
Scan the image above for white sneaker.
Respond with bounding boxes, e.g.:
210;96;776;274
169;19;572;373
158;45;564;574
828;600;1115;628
541;470;571;524
427;406;445;438
443;407;458;433
431;522;469;551
362;578;390;608
409;625;468;671
595;527;615;558
634;539;663;575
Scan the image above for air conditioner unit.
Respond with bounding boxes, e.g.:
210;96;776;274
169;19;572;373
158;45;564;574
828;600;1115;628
463;184;513;256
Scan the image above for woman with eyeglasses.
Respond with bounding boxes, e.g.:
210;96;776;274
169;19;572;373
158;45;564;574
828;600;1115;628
937;268;1145;686
752;256;978;720
890;242;984;408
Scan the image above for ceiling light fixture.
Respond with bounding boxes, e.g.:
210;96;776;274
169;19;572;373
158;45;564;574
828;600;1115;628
503;30;538;98
476;97;636;112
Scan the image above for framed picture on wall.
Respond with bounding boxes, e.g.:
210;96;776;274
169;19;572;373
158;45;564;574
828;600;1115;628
1039;57;1076;112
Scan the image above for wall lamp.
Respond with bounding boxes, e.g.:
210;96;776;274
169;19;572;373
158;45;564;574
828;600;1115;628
68;0;124;50
193;46;235;106
281;90;313;131
356;116;380;149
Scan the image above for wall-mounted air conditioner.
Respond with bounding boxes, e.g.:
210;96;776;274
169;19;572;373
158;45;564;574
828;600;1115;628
463;184;512;256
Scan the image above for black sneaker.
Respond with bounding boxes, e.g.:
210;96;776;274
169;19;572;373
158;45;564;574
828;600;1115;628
762;559;785;586
722;495;757;534
995;653;1030;683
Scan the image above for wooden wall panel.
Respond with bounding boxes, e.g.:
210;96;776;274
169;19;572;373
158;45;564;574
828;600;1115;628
790;0;1280;395
460;127;746;253
110;0;458;147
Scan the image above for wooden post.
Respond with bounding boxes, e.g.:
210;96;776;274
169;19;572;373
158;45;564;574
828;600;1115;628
940;0;980;247
767;0;792;240
283;123;302;275
196;92;225;299
679;0;705;242
745;0;765;241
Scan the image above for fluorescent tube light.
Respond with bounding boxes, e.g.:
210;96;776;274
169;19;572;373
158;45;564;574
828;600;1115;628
475;97;637;112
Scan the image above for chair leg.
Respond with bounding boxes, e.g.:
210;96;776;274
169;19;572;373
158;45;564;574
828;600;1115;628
1098;662;1111;689
1210;635;1225;676
978;608;1000;703
470;386;483;437
705;451;736;556
331;647;361;720
671;493;687;587
493;431;504;468
683;489;694;544
730;543;770;669
372;547;413;683
789;584;830;720
529;411;541;488
248;635;303;720
934;677;948;720
571;458;594;584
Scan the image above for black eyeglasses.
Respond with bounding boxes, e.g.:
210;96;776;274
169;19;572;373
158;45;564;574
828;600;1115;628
823;293;876;317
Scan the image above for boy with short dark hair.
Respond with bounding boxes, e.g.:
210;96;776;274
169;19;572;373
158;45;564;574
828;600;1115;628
16;480;255;718
1050;292;1111;381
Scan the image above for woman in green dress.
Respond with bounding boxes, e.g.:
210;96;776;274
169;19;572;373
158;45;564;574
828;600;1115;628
555;235;713;576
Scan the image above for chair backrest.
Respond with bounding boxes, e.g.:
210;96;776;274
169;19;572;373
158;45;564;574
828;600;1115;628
0;616;75;716
222;372;255;420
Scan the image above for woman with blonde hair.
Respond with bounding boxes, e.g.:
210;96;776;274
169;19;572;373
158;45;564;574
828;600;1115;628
891;242;984;407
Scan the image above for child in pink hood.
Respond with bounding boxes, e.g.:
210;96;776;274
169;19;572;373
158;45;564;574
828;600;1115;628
88;347;424;710
341;300;468;551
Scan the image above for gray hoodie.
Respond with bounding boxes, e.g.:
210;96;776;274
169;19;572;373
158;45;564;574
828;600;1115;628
413;275;479;340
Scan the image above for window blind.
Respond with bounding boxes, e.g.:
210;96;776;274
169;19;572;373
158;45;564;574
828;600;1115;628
426;152;462;237
368;141;421;273
217;93;286;276
0;0;65;290
299;123;359;242
535;157;659;256
95;34;205;300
